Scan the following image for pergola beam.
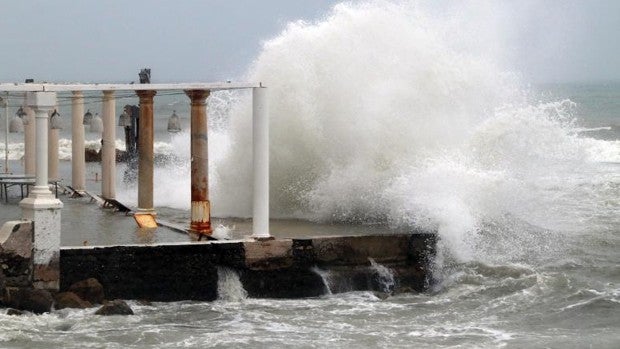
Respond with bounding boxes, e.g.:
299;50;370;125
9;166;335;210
0;82;260;92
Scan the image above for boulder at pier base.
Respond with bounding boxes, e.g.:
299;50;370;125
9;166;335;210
3;287;54;314
68;278;104;304
95;299;134;315
54;291;92;309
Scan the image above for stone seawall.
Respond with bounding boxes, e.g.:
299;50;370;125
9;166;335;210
60;233;436;301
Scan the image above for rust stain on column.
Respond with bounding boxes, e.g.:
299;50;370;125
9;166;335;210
186;90;212;235
136;90;157;212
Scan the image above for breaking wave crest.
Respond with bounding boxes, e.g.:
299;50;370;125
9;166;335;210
206;1;619;264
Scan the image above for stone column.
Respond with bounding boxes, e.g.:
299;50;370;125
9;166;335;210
24;105;36;175
101;90;116;200
20;91;63;291
136;90;156;214
186;90;212;235
71;91;86;193
48;109;59;180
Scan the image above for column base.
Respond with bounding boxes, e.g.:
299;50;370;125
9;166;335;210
134;210;158;229
190;200;212;235
20;196;63;291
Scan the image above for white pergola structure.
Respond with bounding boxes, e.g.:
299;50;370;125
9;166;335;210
0;82;270;290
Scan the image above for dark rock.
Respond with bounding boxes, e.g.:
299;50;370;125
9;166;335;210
6;308;24;316
9;288;54;314
68;278;104;304
95;299;134;316
54;292;92;310
0;271;6;292
85;148;100;162
136;299;152;306
373;291;390;300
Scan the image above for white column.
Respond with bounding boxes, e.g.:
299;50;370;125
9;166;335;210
101;90;116;199
252;87;270;239
3;93;8;173
48;108;59;180
24;105;36;175
20;91;63;291
71;91;86;192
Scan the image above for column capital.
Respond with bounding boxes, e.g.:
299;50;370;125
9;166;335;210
71;90;83;97
102;90;115;97
185;90;210;105
26;91;56;112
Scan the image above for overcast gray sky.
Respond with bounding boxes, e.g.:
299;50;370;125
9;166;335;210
1;0;619;84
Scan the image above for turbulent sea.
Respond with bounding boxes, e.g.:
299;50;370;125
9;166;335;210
1;1;619;348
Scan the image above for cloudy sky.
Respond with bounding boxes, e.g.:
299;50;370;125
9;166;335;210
1;0;619;84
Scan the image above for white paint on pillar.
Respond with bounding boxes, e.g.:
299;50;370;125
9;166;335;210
101;90;116;199
24;105;36;175
252;87;270;238
71;91;86;192
19;91;63;290
48;107;60;180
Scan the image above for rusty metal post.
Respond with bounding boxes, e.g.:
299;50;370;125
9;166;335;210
135;90;157;215
186;90;212;235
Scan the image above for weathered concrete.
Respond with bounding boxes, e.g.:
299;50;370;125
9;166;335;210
0;221;33;287
60;233;436;301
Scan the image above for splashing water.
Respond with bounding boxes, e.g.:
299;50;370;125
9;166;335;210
135;1;618;270
217;267;247;302
368;258;396;294
311;267;333;295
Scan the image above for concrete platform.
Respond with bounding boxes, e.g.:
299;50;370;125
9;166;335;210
60;233;436;301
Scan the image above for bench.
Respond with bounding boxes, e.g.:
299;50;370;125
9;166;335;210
0;177;62;202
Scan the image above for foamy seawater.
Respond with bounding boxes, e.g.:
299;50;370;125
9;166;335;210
0;1;619;347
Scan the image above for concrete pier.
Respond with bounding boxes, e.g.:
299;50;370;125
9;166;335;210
60;233;436;301
0;81;440;304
